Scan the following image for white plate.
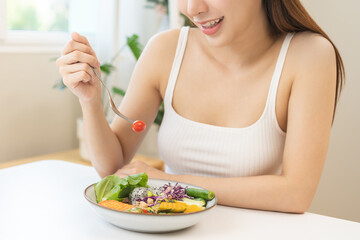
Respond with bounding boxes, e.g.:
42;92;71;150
84;178;217;233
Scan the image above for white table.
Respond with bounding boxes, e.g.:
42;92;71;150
0;160;359;240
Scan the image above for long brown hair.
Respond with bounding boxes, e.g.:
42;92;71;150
262;0;345;117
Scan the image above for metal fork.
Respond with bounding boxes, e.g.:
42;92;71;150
91;67;134;124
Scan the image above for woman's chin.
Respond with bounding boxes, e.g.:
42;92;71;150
204;35;230;48
194;26;229;48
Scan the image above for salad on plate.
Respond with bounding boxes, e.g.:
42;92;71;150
94;172;215;214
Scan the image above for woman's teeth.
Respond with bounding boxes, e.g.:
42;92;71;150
202;17;224;28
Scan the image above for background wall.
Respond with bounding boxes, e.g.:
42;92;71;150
300;0;360;222
0;0;161;162
0;52;82;161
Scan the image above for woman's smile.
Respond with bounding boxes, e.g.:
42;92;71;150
195;16;224;35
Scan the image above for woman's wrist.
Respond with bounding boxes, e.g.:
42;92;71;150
79;96;103;113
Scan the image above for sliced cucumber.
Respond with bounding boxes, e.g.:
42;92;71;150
186;188;215;201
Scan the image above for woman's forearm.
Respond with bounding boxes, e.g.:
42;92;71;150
169;173;309;213
80;100;124;177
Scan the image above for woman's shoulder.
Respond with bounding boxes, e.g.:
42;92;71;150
286;31;337;85
139;28;182;70
137;28;182;87
145;27;202;56
145;28;181;58
290;31;336;65
287;31;337;98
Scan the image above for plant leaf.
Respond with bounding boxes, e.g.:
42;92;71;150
100;63;116;75
49;56;59;62
53;77;67;90
112;87;126;97
126;34;143;60
154;102;164;126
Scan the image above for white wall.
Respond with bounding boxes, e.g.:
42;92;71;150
0;52;82;161
300;0;360;222
114;0;164;91
0;0;163;162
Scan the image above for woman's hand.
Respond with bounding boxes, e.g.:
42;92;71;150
56;32;102;103
115;161;170;180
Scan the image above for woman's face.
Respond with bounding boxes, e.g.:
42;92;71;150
177;0;264;47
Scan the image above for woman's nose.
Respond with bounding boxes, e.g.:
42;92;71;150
186;0;208;17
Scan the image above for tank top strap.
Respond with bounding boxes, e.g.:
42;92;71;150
267;33;295;111
164;26;190;109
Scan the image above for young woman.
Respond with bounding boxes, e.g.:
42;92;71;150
56;0;344;213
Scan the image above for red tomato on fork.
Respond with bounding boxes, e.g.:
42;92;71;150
132;120;146;133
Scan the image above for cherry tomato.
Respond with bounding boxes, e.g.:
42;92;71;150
142;208;149;213
132;120;146;133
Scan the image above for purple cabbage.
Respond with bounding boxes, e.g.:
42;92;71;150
145;182;193;207
162;182;193;201
134;182;194;207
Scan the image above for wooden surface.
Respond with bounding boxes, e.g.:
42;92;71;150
0;149;164;171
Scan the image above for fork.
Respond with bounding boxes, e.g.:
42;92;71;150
91;67;146;132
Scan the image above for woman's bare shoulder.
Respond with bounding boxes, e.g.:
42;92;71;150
287;31;337;104
138;29;181;86
288;31;337;86
291;31;336;65
144;28;181;61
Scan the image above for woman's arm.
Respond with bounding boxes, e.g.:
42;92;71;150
96;29;180;177
56;33;125;177
116;33;337;213
57;30;179;178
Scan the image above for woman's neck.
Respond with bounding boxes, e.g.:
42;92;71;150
200;14;278;72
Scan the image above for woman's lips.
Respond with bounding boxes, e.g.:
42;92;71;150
198;17;224;36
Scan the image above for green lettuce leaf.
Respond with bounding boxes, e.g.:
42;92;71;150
102;185;122;201
94;172;149;203
118;172;149;198
94;175;122;203
124;172;148;186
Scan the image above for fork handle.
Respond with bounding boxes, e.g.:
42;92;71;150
91;67;134;124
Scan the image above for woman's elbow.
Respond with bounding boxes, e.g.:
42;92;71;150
287;203;309;214
285;190;314;214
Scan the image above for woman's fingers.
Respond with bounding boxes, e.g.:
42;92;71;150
72;32;92;48
115;172;128;178
114;162;167;179
55;33;102;101
56;50;100;69
63;71;92;89
115;161;152;175
60;62;97;81
115;168;140;177
61;40;96;57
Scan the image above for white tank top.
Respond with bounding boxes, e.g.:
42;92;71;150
158;27;295;177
